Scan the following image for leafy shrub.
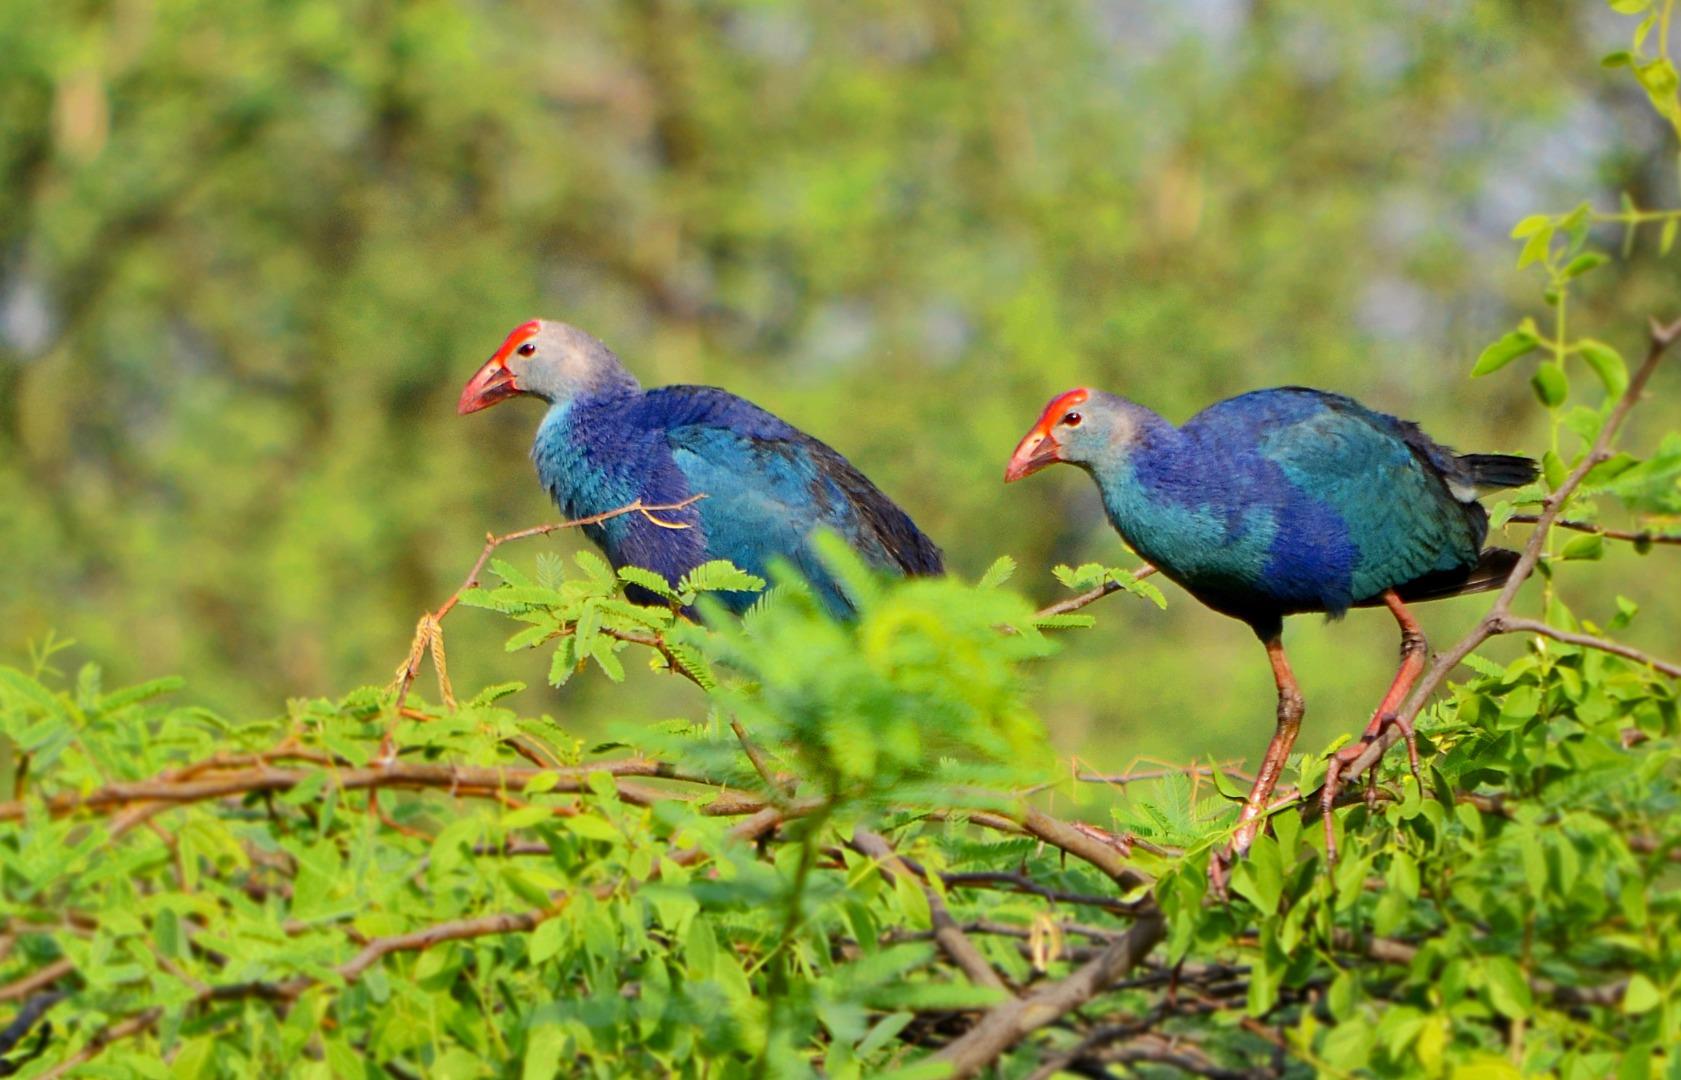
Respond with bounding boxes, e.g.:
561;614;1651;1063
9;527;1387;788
5;4;1681;1078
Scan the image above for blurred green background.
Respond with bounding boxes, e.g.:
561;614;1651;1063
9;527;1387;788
3;0;1678;769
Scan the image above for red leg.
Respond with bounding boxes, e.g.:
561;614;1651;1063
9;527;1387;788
1322;590;1428;861
1213;636;1305;892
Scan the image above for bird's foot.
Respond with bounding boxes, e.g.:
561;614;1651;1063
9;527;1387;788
1321;712;1427;863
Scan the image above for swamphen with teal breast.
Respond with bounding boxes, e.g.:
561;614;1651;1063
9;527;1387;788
459;319;943;616
1005;386;1536;878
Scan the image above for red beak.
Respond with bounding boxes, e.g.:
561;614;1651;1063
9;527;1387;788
1004;429;1063;483
457;359;522;415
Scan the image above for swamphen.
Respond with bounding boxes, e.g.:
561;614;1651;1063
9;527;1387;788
1004;386;1536;871
459;319;943;615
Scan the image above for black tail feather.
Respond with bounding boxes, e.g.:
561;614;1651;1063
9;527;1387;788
1458;453;1539;490
1355;547;1527;607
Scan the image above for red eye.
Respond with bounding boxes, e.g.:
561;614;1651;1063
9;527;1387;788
1062;411;1082;427
517;342;537;357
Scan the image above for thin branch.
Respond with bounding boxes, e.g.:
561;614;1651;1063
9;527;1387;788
730;718;793;801
932;911;1167;1078
939;871;1139;915
0;758;768;826
1031;565;1158;621
386;496;705;726
851;828;1013;995
1488;615;1681;678
1505;513;1681;547
1075;763;1249;787
37;1008;164;1080
0;958;73;1003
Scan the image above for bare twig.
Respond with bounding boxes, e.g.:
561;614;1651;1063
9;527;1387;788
1505;514;1681;547
0;959;73;1003
0;758;764;826
730;719;793;801
939;871;1139;914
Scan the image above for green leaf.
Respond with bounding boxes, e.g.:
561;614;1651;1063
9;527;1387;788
1230;835;1283;914
679;560;767;596
1561;251;1610;279
977;555;1016;589
1531;363;1568;407
1483;956;1533;1019
1560;533;1605;560
529;918;566;965
1472;329;1540;376
1623;973;1662;1014
1517;226;1553;269
1578;339;1630;397
618;565;678;600
1542;449;1569;489
589;637;626;682
562;814;621;843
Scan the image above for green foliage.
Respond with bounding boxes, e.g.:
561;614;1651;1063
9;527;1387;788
0;562;1109;1078
697;537;1055;803
6;0;1676;767
5;2;1681;1078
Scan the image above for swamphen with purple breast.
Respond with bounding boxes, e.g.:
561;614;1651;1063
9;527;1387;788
459;320;943;616
1004;386;1536;879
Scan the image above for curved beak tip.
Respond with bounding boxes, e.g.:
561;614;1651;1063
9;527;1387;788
457;360;520;416
1004;433;1060;484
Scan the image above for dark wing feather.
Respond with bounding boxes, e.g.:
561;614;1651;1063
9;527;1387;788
641;387;943;608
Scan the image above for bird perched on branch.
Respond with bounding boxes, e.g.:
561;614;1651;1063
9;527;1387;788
1004;386;1536;876
459;319;943;615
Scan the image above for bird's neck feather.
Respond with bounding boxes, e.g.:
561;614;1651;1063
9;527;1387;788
1083;417;1227;563
532;391;649;515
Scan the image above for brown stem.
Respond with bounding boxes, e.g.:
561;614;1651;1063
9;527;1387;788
850;828;1013;995
0;758;765;826
931;911;1167;1078
1504;514;1681;547
1487;615;1681;678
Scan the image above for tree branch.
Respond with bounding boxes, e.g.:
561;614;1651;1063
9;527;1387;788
850;828;1013;995
931;911;1167;1078
1504;514;1681;547
1337;314;1681;783
1487;615;1681;678
1031;566;1157;621
386;496;705;724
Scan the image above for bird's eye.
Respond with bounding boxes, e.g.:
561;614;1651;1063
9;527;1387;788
517;342;537;357
1062;411;1082;428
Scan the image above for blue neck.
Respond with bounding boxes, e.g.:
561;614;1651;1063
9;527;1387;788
531;388;648;519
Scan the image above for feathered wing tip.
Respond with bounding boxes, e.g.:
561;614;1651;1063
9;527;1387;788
1356;547;1526;607
1458;453;1540;491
